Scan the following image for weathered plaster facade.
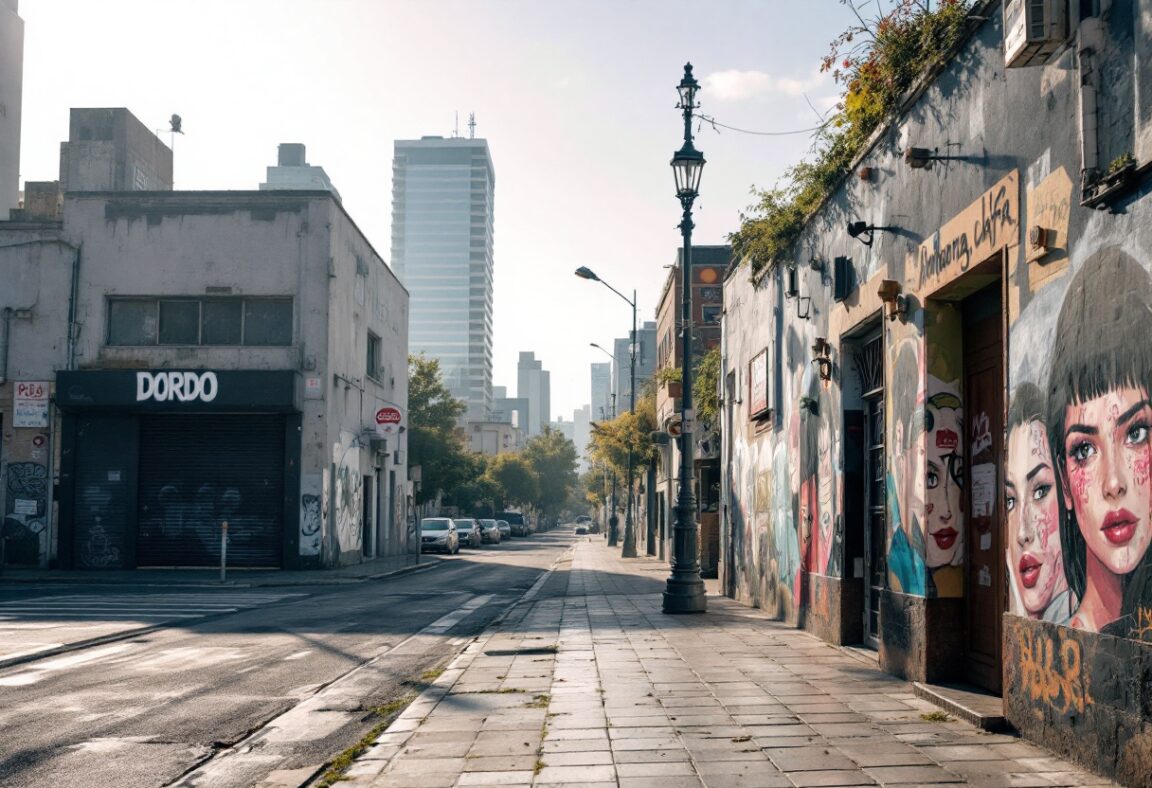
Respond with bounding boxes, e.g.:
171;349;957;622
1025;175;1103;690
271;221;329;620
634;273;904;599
0;191;409;570
721;2;1152;780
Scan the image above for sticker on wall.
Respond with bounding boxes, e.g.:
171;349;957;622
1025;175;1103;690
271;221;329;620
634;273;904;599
979;565;992;587
971;463;997;519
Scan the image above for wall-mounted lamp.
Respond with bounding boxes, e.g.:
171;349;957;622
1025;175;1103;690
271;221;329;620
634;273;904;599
847;220;895;247
812;336;832;381
858;166;874;181
1028;225;1052;257
904;146;965;170
877;279;909;322
808;256;825;274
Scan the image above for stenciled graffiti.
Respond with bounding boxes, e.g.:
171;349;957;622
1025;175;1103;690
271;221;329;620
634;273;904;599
1016;629;1092;715
4;462;50;565
300;493;322;557
1004;247;1152;641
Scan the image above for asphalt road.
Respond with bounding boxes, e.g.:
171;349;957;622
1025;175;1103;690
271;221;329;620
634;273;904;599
0;528;576;788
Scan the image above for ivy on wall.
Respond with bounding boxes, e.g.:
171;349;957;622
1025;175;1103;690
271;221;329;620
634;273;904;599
729;0;975;278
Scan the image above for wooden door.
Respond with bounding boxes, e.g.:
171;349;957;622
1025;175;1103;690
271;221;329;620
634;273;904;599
963;284;1005;693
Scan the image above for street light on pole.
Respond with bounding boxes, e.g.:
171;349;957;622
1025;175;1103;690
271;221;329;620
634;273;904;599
663;62;707;614
576;266;639;559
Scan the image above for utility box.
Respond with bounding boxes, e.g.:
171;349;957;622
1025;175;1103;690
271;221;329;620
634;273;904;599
1004;0;1069;68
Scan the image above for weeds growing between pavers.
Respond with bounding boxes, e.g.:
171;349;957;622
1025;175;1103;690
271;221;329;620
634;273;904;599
313;692;417;787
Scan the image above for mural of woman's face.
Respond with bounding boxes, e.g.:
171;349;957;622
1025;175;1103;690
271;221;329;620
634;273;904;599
925;405;963;568
1006;421;1065;616
1061;386;1152;577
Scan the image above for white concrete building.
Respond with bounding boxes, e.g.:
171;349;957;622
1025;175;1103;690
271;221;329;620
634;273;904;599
259;143;341;201
0;190;409;571
0;0;22;216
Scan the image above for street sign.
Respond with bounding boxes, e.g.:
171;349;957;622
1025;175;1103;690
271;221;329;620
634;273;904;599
13;381;49;428
667;417;682;437
375;405;404;436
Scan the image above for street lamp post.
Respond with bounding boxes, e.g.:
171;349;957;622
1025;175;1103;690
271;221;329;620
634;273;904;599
663;62;707;614
577;268;639;558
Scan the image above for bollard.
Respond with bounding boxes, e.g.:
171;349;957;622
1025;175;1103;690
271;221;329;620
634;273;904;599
220;520;228;583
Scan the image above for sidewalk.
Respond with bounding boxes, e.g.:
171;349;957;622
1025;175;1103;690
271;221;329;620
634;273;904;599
337;539;1116;788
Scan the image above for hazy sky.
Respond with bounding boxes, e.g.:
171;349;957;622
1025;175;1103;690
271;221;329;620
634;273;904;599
18;0;857;419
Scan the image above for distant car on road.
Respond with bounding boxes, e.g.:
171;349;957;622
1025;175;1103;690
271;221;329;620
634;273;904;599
478;518;502;544
575;524;589;535
495;511;529;536
420;518;459;554
495;520;512;539
453;518;483;548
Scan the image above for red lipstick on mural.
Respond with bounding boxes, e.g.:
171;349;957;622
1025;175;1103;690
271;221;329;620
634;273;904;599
1102;509;1138;545
1019;554;1042;588
932;527;958;551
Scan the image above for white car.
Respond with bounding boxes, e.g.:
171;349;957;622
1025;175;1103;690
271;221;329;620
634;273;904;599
420;518;459;554
478;518;502;544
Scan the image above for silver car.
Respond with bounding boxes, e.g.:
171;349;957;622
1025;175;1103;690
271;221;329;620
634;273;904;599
495;519;512;540
478;518;502;544
420;518;459;554
453;518;483;548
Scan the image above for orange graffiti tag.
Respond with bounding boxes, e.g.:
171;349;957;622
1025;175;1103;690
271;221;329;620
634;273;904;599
1135;608;1152;642
1017;632;1092;715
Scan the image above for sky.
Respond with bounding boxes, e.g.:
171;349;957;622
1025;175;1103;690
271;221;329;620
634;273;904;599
16;0;859;420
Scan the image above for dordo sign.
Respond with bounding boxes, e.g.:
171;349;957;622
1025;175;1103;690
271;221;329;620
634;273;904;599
55;370;298;413
375;405;404;436
137;371;218;403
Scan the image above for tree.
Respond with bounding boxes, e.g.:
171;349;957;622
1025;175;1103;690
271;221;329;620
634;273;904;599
485;453;539;509
695;346;722;425
522;427;579;520
407;355;469;505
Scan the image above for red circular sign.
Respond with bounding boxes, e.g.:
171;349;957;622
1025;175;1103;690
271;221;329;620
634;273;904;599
376;407;402;424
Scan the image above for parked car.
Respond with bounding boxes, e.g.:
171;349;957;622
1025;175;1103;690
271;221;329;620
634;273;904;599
575;524;589;535
453;518;483;548
420;518;459;554
478;518;502;544
495;519;512;539
495;511;529;536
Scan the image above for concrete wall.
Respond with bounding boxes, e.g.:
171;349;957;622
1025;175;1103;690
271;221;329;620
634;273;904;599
720;2;1152;778
0;223;74;566
61;109;173;192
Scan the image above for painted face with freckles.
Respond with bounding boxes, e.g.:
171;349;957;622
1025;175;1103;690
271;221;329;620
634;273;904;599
1061;387;1152;577
1006;421;1067;616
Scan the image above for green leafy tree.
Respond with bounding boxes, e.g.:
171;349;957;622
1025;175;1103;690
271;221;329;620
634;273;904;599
694;346;722;425
522;427;579;520
407;354;469;505
444;453;498;514
485;453;539;509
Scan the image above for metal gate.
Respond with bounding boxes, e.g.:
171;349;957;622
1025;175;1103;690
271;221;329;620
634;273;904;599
137;415;285;567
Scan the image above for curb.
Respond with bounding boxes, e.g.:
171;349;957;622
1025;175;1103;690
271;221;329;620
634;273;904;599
331;546;574;785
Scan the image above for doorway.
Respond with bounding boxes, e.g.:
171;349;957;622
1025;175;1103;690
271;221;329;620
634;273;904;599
361;474;373;558
962;282;1005;693
855;331;886;649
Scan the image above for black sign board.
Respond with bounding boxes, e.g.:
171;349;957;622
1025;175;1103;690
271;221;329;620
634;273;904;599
56;370;299;412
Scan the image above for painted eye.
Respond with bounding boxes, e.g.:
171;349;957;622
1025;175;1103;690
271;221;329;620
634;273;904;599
927;470;939;489
1005;494;1016;512
1032;483;1051;501
1126;423;1149;446
1069;441;1095;463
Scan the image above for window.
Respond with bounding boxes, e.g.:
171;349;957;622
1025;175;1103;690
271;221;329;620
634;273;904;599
702;306;722;325
367;332;382;379
107;297;293;346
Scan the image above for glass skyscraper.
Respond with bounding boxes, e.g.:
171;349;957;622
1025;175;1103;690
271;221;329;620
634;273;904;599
391;136;495;422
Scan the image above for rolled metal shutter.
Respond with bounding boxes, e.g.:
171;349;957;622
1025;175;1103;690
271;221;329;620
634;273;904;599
73;416;135;569
137;415;285;567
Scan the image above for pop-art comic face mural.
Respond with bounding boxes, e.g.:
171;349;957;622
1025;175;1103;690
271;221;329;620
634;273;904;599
1005;382;1075;624
888;340;928;595
925;390;964;594
1010;246;1152;640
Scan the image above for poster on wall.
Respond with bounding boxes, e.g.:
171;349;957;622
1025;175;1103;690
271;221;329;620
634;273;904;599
748;349;770;418
13;381;49;428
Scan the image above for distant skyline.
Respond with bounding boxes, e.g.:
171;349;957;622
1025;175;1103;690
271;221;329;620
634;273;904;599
16;1;857;418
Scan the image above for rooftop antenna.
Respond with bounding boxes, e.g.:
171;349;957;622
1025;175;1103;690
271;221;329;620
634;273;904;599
452;111;459;139
468;112;476;139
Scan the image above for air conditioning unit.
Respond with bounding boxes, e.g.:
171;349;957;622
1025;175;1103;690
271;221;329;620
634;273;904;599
1005;0;1069;68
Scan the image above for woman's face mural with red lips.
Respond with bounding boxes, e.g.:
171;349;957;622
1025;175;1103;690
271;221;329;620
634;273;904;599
1006;421;1069;617
925;393;964;569
1060;387;1152;579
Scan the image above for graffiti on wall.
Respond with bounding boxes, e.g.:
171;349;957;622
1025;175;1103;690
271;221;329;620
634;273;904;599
801;381;843;578
332;440;362;554
887;334;928;595
3;461;49;565
299;472;323;557
1006;247;1152;641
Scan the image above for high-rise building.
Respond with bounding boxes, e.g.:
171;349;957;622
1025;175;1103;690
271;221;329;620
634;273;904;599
391;135;495;423
0;0;23;216
491;385;529;436
259;143;341;200
590;362;611;421
517;351;550;436
613;320;657;409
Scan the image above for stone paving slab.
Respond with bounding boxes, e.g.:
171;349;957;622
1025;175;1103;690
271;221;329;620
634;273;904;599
335;539;1119;788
